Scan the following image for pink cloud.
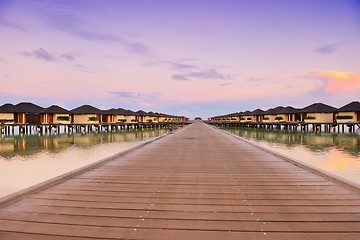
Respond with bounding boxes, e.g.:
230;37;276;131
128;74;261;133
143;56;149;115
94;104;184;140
306;70;360;93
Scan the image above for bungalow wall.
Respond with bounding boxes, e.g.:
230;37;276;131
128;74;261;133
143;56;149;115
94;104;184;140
262;115;276;122
124;115;137;123
114;115;126;123
241;115;253;122
25;113;41;125
0;113;15;124
274;114;288;122
168;117;180;122
336;112;357;123
255;115;262;122
136;116;145;123
72;114;100;124
233;116;241;122
103;115;119;123
54;114;71;124
304;113;334;123
158;117;168;122
41;114;71;124
144;116;159;123
274;113;298;122
228;116;239;122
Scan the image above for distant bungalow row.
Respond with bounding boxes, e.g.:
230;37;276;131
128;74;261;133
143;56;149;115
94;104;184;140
0;102;189;125
209;101;360;131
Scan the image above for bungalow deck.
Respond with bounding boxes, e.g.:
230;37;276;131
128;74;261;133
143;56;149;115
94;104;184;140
0;121;360;239
211;121;360;133
0;122;187;135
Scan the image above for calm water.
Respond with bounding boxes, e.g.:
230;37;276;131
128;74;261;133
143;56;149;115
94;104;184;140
2;126;360;199
224;127;360;185
0;128;171;198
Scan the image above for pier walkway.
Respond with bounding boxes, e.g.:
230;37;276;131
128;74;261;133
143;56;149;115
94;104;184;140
0;121;360;239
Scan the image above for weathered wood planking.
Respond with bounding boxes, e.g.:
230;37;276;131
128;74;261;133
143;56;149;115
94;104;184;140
0;121;359;239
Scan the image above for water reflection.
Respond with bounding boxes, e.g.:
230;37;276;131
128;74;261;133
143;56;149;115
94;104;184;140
225;128;360;157
0;129;169;160
224;127;360;184
0;128;171;198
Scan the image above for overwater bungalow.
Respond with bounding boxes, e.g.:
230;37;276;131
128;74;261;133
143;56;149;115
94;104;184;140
0;103;16;124
102;108;136;124
135;110;147;123
71;105;103;124
146;112;159;123
261;107;280;122
300;103;337;123
105;108;128;123
166;115;186;123
123;109;137;123
240;111;253;122
230;113;241;122
41;105;71;124
336;101;360;123
217;113;236;122
158;113;171;122
251;109;264;122
14;102;44;124
275;106;300;122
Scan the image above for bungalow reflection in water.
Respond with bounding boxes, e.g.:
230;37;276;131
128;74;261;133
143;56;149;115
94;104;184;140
0;129;168;159
226;128;360;156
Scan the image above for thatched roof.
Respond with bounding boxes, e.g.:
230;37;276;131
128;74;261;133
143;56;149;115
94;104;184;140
124;109;136;115
113;108;128;115
103;108;118;114
299;103;337;113
147;111;157;117
70;105;103;114
15;102;44;113
136;110;147;116
240;110;252;116
276;106;300;114
338;101;360;112
250;109;264;115
271;106;287;114
42;105;70;114
262;107;275;115
0;103;16;113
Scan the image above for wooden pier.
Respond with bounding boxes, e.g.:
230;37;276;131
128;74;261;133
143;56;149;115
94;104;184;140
0;122;186;136
209;121;360;133
0;121;360;239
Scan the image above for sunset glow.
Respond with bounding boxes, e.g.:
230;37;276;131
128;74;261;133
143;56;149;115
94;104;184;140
308;71;360;93
1;0;359;118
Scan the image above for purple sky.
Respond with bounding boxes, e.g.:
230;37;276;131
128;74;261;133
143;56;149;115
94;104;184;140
1;0;359;119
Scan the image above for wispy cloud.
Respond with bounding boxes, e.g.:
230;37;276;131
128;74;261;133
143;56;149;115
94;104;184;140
143;60;198;70
111;91;142;99
247;77;264;82
110;91;161;108
218;83;232;87
172;69;231;81
143;58;231;82
0;19;28;33
60;53;76;61
22;48;57;62
168;62;197;70
74;64;93;74
313;43;340;55
171;74;190;81
22;48;76;62
40;1;150;56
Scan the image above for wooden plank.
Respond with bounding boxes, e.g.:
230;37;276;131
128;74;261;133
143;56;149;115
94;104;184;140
0;121;360;239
